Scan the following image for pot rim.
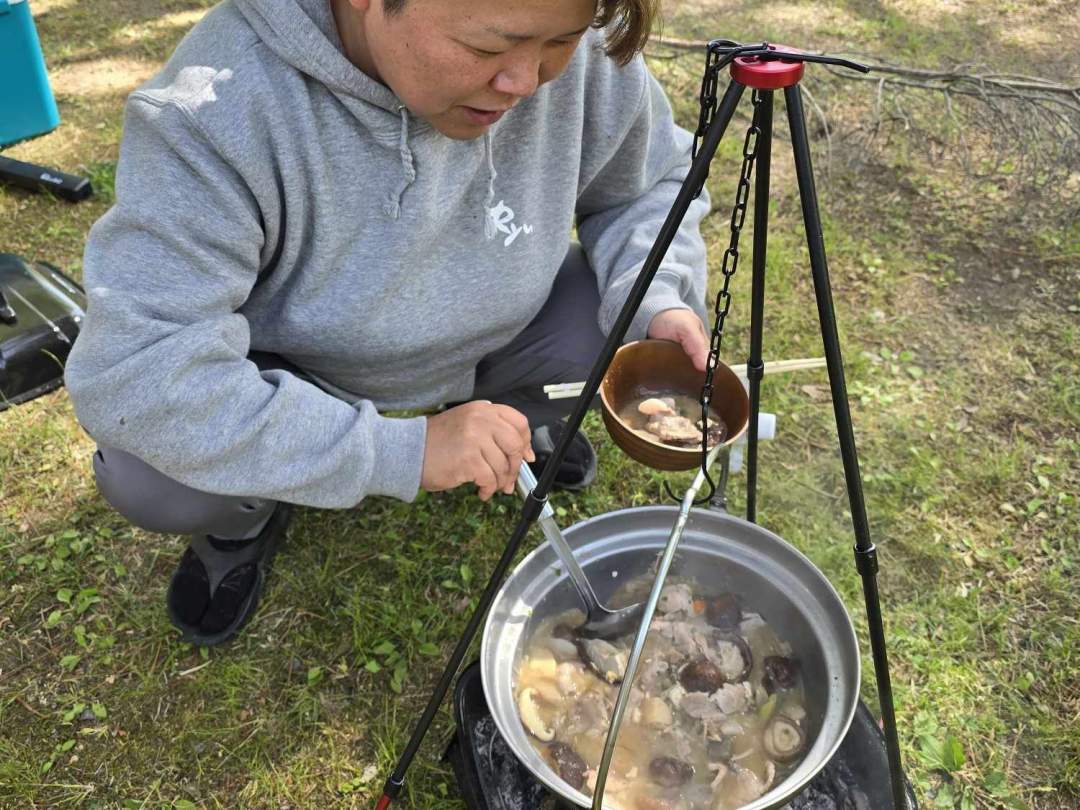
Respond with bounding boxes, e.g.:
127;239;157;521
480;505;860;810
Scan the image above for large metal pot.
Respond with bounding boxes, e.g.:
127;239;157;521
480;505;860;810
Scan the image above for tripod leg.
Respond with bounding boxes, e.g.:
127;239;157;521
784;85;910;810
376;78;749;810
746;90;773;523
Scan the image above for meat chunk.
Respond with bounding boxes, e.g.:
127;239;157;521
705;635;752;683
657;583;695;615
712;681;753;714
636;655;670;693
646;413;701;444
679;691;726;722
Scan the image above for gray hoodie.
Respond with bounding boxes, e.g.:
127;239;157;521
64;0;711;509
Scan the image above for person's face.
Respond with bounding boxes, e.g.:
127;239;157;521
339;0;597;139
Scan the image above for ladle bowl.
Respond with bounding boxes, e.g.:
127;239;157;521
599;339;750;471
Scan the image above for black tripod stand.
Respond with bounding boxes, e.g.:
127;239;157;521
379;42;912;810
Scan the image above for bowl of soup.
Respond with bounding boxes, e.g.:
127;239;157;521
600;339;750;471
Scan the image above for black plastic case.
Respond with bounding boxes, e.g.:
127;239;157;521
0;253;86;411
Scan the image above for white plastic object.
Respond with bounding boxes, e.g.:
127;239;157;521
730;412;776;473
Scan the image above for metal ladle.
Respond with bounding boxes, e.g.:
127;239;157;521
516;462;644;640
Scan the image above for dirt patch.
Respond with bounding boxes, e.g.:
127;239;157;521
50;56;157;99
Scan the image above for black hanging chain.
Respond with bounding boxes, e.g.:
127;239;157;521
666;82;765;505
700;89;763;494
693;44;725;163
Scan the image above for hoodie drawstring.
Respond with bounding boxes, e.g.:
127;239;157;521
483;130;499;240
382;106;499;228
383;105;417;220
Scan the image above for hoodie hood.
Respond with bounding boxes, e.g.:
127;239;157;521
235;0;423;219
235;0;400;115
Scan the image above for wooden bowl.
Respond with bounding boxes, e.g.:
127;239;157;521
599;339;750;471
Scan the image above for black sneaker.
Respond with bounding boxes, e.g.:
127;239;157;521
528;421;598;491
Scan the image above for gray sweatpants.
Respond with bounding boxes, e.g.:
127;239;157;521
92;245;606;538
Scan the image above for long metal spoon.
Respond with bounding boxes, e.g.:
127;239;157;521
516;462;644;640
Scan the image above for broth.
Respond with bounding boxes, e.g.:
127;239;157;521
514;577;807;810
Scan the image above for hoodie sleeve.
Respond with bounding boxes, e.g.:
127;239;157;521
64;94;427;509
575;57;711;341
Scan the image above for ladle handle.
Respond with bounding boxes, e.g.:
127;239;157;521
516;463;604;614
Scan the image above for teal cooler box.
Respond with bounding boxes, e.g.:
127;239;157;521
0;0;60;147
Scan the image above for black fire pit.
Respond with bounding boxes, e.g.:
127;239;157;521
445;662;917;810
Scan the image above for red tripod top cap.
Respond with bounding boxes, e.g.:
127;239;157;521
730;45;805;89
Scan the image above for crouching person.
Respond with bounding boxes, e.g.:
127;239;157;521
65;0;711;646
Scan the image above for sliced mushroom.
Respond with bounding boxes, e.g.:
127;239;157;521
678;658;727;693
703;592;742;628
547;741;587;790
518;687;554;741
638;397;676;416
762;714;805;762
708;760;730;790
575;637;629;685
762;655;800;694
648;756;695;788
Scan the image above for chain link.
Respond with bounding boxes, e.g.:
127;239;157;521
693;45;723;162
699;90;764;478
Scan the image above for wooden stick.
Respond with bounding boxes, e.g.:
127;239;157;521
544;358;827;399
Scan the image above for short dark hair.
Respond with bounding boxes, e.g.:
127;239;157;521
382;0;660;66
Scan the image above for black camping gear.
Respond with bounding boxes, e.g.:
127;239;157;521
0;252;85;411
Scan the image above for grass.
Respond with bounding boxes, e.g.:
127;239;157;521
1;1;1078;808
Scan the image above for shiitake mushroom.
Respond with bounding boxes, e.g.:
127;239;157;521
649;756;695;788
547;742;588;790
679;659;727;693
761;715;805;762
703;592;742;629
762;656;800;694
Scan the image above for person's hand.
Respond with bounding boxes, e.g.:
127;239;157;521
648;308;710;371
422;401;535;501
